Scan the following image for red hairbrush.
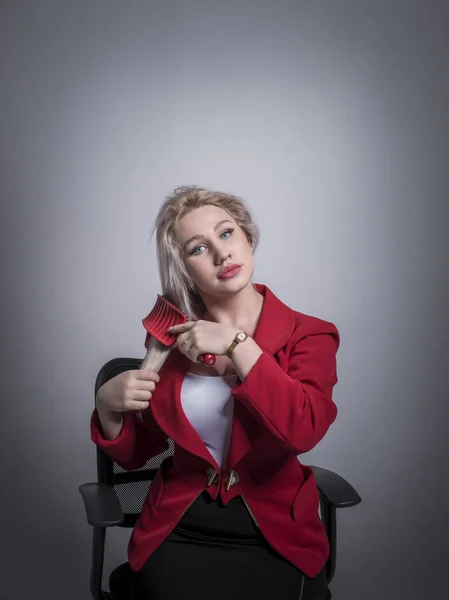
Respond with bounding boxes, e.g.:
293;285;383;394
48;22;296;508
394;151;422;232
142;294;216;366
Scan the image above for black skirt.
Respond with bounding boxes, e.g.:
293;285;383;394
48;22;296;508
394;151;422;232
130;492;307;600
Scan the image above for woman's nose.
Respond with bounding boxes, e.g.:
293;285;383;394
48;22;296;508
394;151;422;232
214;245;231;265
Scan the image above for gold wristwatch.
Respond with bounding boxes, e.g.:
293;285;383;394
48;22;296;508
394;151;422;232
226;331;249;358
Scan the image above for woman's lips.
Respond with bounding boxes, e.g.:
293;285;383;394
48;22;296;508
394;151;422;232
219;265;242;279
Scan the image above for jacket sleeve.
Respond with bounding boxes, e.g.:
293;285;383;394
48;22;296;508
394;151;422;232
232;321;339;455
90;407;169;471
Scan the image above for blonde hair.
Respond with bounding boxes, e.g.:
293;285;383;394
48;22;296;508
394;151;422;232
136;185;260;423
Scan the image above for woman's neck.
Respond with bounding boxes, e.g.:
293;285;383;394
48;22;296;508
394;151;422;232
202;283;264;330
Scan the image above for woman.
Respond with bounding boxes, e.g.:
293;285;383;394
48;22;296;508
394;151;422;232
91;186;339;599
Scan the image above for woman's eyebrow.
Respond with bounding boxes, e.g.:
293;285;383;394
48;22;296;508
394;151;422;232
183;219;233;249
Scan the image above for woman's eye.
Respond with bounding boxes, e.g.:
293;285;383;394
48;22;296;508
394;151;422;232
190;244;206;256
189;229;233;256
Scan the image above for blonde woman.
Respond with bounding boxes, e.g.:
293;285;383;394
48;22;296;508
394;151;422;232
91;186;339;600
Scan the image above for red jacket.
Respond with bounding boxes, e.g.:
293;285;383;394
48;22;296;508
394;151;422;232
91;283;339;577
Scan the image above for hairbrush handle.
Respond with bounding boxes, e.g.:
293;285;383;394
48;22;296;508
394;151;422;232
199;353;216;366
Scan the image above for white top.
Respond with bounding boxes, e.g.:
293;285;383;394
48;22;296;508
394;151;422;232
181;372;238;469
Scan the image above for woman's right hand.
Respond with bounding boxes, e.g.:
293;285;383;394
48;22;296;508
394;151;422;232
95;370;160;414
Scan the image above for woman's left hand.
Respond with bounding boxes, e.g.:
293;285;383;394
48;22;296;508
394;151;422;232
167;320;239;362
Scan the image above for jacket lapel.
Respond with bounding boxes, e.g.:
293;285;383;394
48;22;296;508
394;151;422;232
226;284;296;469
251;283;296;355
150;348;221;469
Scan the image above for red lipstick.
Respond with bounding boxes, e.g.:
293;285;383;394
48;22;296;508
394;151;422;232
219;264;242;279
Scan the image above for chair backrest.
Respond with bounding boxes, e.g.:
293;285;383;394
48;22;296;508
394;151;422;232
94;357;175;527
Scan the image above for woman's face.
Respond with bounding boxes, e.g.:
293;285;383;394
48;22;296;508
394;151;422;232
174;204;255;298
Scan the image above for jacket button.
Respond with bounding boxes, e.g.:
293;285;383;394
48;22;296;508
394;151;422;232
225;470;240;491
206;467;219;487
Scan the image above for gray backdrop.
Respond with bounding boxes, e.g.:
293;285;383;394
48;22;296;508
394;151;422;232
1;1;448;599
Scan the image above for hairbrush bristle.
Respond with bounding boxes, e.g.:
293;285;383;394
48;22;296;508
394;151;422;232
142;294;187;348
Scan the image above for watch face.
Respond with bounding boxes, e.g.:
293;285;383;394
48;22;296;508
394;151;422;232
237;332;247;341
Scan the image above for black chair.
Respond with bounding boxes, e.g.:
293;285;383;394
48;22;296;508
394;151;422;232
79;357;361;600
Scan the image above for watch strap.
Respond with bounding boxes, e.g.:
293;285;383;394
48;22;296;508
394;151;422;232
226;331;248;358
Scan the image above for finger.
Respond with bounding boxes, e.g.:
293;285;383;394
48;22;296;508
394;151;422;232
178;335;194;356
167;321;196;334
133;388;156;401
133;370;160;383
126;399;150;411
133;381;156;393
175;332;189;347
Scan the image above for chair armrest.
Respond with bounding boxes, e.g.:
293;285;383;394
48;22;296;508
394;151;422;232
79;482;124;527
309;466;362;508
